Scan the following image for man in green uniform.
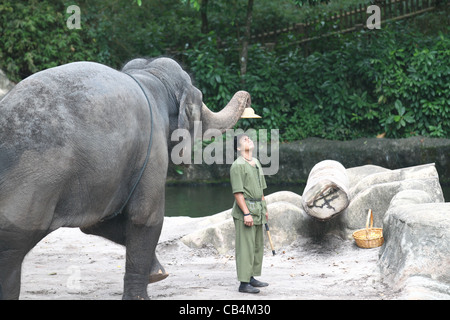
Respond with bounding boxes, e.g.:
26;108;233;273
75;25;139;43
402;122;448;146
230;134;269;293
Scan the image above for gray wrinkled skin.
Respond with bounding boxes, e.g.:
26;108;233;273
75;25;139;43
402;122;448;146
0;58;247;299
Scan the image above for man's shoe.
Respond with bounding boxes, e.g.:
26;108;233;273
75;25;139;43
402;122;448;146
239;283;260;293
250;277;269;287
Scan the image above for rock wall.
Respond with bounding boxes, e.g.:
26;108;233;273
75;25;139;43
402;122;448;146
167;137;450;185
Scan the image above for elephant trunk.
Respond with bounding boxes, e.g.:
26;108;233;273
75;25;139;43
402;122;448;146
201;91;251;133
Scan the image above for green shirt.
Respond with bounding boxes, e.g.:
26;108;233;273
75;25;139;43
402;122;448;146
230;156;267;224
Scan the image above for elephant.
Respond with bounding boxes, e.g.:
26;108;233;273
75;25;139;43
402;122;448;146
0;57;250;299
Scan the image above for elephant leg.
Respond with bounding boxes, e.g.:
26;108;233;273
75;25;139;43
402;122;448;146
122;220;163;300
0;251;23;300
0;227;47;300
80;215;168;284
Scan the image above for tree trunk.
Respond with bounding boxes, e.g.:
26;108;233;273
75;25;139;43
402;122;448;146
200;0;209;34
302;160;350;221
239;0;254;82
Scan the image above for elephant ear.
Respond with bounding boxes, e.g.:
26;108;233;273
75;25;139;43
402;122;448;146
176;89;202;160
178;89;202;132
178;91;190;131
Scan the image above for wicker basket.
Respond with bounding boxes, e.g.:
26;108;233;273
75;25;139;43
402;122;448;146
352;209;384;249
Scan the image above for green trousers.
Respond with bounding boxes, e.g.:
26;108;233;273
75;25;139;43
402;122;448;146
233;218;264;283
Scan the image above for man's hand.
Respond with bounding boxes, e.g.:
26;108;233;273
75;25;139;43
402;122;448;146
244;214;254;227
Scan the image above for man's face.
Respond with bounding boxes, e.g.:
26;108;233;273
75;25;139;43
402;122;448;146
238;135;254;152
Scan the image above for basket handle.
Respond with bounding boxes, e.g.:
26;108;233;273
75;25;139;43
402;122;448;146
365;209;373;229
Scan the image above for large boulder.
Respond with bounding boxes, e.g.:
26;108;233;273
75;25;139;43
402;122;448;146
339;163;444;238
378;190;450;297
179;211;235;254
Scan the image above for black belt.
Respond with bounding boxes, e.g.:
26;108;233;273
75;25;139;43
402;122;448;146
245;198;262;202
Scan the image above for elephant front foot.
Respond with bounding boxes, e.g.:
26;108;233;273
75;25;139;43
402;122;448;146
149;255;169;283
149;269;169;283
123;273;150;300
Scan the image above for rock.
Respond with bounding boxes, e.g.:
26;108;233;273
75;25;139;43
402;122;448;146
387;189;434;207
262;201;311;249
346;164;390;187
301;160;350;221
349;163;443;198
379;200;450;294
180;191;309;254
395;276;450;299
181;217;236;254
339;163;444;238
265;190;302;208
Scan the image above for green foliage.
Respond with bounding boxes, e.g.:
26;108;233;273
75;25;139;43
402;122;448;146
0;1;98;82
183;18;450;141
0;0;200;79
183;34;241;110
0;0;448;141
368;26;450;138
75;0;199;68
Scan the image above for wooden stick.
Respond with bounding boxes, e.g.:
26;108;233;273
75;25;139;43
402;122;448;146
265;223;276;256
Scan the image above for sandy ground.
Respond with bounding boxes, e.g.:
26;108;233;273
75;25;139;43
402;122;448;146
20;219;399;300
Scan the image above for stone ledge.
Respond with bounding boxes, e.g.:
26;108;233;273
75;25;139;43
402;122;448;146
167;137;450;185
379;197;450;293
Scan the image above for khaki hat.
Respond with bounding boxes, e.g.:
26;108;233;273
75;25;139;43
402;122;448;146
240;107;262;118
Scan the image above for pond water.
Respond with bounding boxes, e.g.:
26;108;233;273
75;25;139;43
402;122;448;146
165;184;304;218
165;184;450;218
